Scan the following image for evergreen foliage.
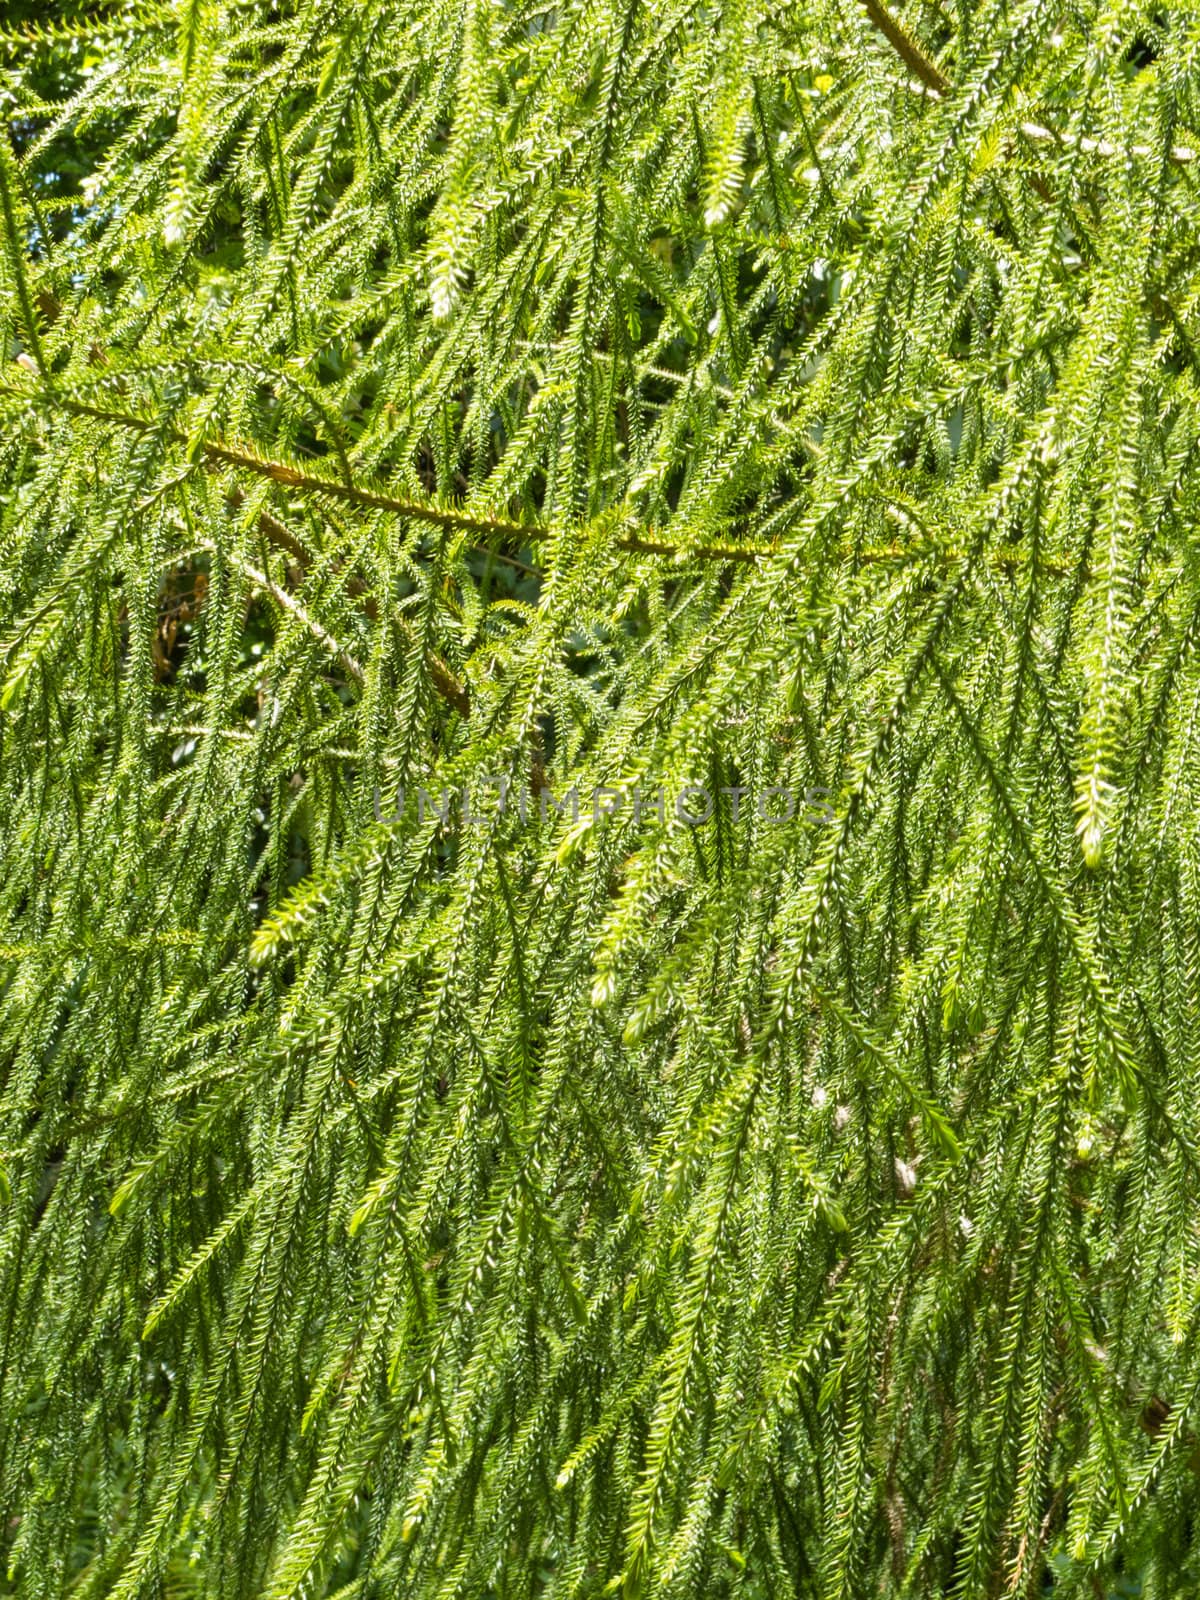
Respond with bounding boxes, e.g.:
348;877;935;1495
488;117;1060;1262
3;0;1200;1592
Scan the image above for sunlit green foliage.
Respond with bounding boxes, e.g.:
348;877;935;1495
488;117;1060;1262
3;0;1200;1593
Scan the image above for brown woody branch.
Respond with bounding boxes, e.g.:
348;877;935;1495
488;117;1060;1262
860;0;1196;164
5;376;1076;601
4;382;772;566
860;0;948;94
230;497;472;718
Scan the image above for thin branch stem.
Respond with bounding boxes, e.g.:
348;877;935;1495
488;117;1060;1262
5;377;1079;577
860;0;948;94
863;0;1196;165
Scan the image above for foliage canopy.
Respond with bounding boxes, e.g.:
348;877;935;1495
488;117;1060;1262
3;0;1200;1593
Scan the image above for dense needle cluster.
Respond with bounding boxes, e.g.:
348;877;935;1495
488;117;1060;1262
2;0;1200;1593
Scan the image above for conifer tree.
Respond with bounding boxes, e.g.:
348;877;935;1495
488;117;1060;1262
3;0;1200;1593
